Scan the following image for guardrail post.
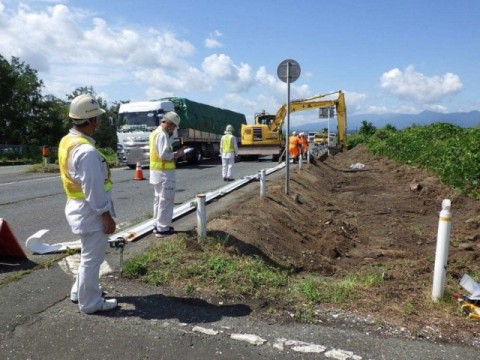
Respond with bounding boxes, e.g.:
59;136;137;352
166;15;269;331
432;199;452;302
196;194;207;240
260;169;266;198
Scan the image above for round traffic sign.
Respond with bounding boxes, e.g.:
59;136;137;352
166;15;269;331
277;59;301;83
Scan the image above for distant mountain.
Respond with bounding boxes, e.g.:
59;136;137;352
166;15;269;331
291;110;480;133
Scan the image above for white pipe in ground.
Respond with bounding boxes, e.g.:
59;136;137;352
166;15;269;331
432;199;452;302
196;194;207;239
260;169;266;198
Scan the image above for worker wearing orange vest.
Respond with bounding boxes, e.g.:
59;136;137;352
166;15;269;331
149;111;184;237
220;124;238;181
58;94;117;314
299;132;308;159
288;131;301;162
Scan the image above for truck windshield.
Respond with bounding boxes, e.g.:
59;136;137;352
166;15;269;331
119;111;158;128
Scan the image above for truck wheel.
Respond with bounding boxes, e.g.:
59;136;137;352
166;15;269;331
189;148;202;164
196;150;203;162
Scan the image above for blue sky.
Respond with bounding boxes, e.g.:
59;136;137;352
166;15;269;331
1;0;479;125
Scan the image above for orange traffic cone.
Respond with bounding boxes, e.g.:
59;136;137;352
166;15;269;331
133;162;145;180
0;218;28;258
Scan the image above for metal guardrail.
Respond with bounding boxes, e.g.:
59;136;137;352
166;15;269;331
110;161;286;243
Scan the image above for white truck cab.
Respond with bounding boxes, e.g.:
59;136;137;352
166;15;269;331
117;100;175;168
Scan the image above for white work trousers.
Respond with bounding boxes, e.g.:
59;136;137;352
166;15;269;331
153;178;175;232
222;155;235;179
71;231;108;314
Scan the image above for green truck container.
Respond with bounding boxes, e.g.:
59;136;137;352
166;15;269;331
165;97;247;162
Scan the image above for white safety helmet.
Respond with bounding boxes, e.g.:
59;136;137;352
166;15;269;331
163;111;181;127
292;131;297;135
225;124;234;132
69;94;105;124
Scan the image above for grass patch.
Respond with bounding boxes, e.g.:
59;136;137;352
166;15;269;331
297;271;384;304
26;163;60;173
123;233;386;318
123;234;290;300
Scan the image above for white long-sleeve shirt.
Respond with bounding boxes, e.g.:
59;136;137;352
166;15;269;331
149;127;176;184
64;129;115;234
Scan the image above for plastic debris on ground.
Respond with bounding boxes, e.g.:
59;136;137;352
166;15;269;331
349;163;365;169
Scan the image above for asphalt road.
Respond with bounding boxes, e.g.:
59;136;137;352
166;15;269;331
0;158;276;251
1;160;479;359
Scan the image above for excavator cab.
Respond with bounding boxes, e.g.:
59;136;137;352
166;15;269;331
241;112;283;146
255;113;276;128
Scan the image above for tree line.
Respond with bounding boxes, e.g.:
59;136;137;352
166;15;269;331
0;55;122;159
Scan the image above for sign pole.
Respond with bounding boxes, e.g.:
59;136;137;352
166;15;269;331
277;59;300;195
285;62;291;194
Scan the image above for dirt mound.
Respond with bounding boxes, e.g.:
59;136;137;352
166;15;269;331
208;145;480;344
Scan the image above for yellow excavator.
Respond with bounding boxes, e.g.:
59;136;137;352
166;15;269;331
237;90;347;161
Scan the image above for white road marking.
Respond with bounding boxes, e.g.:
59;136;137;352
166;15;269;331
192;326;220;335
230;333;267;345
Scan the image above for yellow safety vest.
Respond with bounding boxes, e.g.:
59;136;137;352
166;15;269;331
221;134;235;153
58;134;112;199
149;128;176;171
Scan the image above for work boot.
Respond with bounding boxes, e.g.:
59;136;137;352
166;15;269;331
81;298;118;314
97;298;118;312
154;228;175;238
71;288;105;304
153;225;174;234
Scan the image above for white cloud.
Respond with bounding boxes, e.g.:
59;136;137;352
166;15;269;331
359;105;418;115
136;65;212;98
202;53;236;81
380;65;463;104
0;2;198;99
202;54;256;93
205;30;223;48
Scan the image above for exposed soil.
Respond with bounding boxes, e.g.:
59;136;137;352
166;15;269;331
206;145;480;346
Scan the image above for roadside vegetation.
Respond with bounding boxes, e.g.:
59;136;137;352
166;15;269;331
348;120;480;199
123;234;386;321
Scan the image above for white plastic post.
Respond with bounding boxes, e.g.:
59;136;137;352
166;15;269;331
307;148;310;164
299;152;303;169
260;169;266;198
196;194;206;239
432;199;452;302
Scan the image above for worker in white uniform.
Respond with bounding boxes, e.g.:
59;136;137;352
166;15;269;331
58;94;118;314
220;124;238;181
150;111;184;237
